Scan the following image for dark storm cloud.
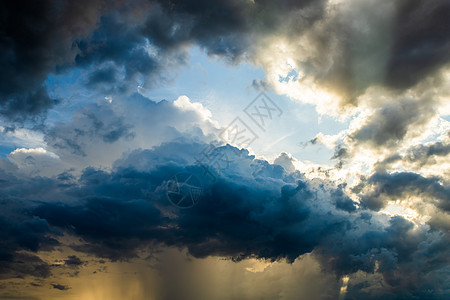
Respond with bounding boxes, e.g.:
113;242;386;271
317;215;449;293
0;0;324;120
1;0;448;119
33;165;345;262
0;141;441;298
331;186;357;212
1;1;449;297
0;167;64;279
0;0;107;120
32;172;447;297
145;0;450;108
0;140;448;297
0;0;173;120
0;215;58;279
85;64;118;88
144;0;324;55
386;0;450;89
356;171;450;212
321;0;448;103
73;9;190;95
0;253;51;280
63;255;83;268
50;283;70;291
350;97;436;148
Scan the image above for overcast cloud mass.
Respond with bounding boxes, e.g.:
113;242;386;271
0;0;449;299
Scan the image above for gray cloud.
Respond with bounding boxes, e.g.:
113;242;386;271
50;283;70;291
350;97;436;148
63;255;83;268
0;214;58;279
377;140;450;171
386;0;450;89
46;102;134;157
356;171;450;212
42;93;217;171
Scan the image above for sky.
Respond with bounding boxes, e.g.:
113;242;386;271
0;0;449;299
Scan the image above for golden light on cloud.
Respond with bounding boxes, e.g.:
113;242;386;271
338;275;350;300
255;36;345;118
244;259;273;273
380;201;422;222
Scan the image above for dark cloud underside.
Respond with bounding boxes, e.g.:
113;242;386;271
0;141;447;298
1;0;448;119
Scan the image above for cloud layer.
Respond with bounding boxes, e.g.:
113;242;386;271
0;93;448;299
2;0;448;119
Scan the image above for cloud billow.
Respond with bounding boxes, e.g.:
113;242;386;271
3;0;448;119
0;141;441;298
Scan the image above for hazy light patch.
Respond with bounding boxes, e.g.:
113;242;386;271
338;275;349;300
380;201;424;223
436;69;450;116
244;260;273;273
257;38;345;118
11;248;337;300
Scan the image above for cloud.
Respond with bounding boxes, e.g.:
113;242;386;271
311;80;449;175
0;215;58;279
0;88;446;297
349;98;437;149
42;93;218;172
0;139;444;298
63;255;83;268
46;101;134;158
51;283;70;291
377;140;450;169
0;0;107;120
257;0;450;114
7;147;64;177
386;0;450;89
356;171;450;212
273;152;296;174
1;2;449;297
2;0;448;120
